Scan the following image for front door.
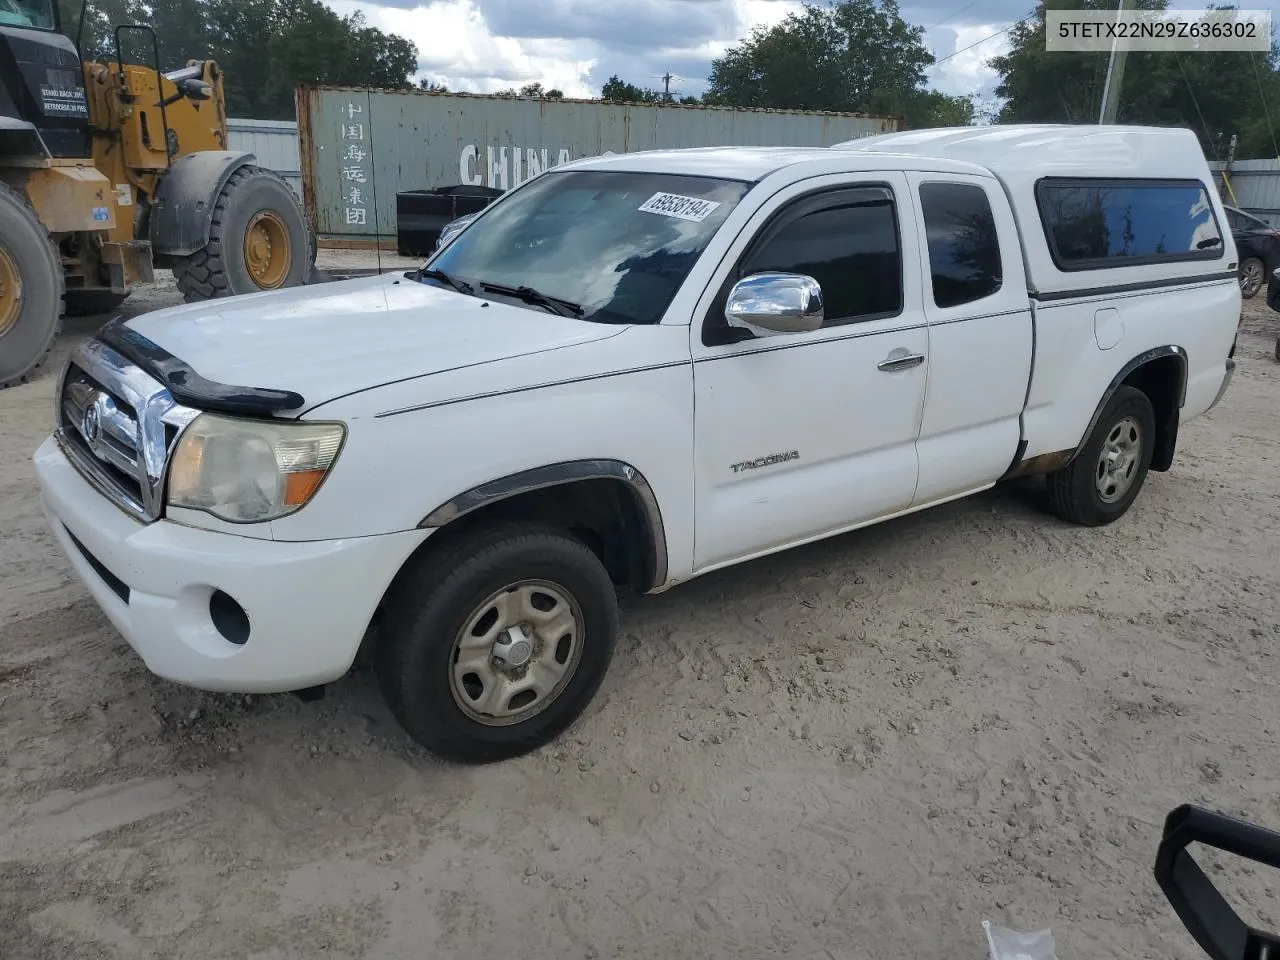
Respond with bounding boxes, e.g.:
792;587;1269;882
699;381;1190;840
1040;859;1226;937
690;173;930;572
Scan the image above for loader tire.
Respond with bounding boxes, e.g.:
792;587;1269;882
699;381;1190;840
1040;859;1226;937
0;182;64;389
171;164;313;303
63;290;130;317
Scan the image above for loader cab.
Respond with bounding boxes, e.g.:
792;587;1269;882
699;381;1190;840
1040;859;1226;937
0;0;91;158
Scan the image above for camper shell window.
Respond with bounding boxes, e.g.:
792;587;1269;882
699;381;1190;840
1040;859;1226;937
1035;177;1224;272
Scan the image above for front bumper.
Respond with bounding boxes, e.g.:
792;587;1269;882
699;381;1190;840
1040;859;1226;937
34;436;428;693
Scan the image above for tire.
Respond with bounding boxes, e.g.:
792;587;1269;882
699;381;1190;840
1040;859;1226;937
1046;385;1156;526
63;289;130;318
171;164;313;303
376;522;619;764
0;183;63;389
1240;257;1264;299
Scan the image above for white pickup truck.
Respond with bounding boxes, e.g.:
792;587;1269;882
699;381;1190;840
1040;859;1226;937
34;124;1239;763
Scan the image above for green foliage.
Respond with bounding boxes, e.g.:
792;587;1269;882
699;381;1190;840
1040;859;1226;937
990;0;1280;159
518;82;563;99
600;74;665;103
704;0;961;126
59;0;417;120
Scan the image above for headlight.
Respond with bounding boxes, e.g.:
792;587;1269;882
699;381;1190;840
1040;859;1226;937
167;413;346;523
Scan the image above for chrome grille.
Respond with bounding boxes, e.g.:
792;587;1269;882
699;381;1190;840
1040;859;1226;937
54;338;200;522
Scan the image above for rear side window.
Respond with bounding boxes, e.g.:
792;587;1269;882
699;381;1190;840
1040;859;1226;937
919;181;1003;308
1036;178;1223;270
743;198;902;324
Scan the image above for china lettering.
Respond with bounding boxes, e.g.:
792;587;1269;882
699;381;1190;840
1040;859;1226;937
459;145;573;190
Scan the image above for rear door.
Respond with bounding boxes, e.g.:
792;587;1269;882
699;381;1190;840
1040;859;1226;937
905;172;1033;504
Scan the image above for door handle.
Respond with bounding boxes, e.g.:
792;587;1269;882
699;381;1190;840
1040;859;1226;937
877;351;925;372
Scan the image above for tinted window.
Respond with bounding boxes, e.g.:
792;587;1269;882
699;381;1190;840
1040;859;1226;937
1225;209;1246;231
743;198;901;323
919;182;1003;308
1036;178;1223;269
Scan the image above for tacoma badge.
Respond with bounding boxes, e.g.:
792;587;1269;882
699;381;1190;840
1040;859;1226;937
731;451;799;473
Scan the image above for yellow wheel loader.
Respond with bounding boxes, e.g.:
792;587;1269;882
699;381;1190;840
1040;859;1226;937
0;5;314;388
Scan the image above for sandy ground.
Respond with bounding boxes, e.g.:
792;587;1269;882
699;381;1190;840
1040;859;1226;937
1;266;1278;960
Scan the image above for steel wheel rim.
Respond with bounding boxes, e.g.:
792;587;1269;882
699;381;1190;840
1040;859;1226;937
1242;260;1263;296
1095;415;1143;504
243;210;292;289
448;579;585;727
0;246;23;337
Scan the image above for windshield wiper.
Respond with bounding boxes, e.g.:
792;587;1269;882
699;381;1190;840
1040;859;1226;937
479;281;584;317
417;268;474;295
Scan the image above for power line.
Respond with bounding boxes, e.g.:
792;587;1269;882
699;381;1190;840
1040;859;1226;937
1173;48;1216;159
931;8;1036;69
923;0;979;32
1248;49;1280;157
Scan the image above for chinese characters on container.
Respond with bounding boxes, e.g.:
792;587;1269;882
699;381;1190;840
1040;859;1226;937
341;101;370;228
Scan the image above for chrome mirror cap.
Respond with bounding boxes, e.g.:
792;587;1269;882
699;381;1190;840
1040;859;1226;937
725;272;824;337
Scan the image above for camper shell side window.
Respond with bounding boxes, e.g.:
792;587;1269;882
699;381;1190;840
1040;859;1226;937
1034;177;1225;273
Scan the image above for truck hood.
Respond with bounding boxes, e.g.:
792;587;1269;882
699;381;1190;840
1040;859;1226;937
121;273;623;411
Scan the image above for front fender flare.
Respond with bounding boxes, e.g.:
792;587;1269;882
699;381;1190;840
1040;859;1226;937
150;150;255;257
418;459;669;591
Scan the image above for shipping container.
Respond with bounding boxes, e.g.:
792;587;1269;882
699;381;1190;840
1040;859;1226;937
227;118;303;201
295;86;901;244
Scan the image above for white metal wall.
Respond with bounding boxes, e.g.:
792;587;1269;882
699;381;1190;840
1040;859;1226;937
1208;158;1280;226
227;118;302;201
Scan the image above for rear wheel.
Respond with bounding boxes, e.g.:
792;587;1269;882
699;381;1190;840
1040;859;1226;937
1240;257;1264;299
171;165;313;302
1045;385;1156;526
0;183;63;389
376;523;619;763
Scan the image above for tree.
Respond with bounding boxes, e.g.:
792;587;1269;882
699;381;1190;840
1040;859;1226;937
419;79;448;93
601;74;664;102
704;0;961;127
517;82;564;99
990;0;1280;158
59;0;419;120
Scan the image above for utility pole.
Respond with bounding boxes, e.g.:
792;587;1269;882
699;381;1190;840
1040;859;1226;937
1098;0;1130;124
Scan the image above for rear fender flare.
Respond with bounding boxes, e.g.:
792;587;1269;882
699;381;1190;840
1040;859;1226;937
1072;345;1188;466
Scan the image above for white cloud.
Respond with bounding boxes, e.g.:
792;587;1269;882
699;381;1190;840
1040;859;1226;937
325;0;600;95
318;0;1035;103
321;0;816;98
926;23;1011;97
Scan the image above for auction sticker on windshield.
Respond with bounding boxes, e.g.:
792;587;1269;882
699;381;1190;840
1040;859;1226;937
638;192;722;222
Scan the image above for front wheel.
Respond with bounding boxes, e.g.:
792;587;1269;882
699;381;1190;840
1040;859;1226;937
1240;257;1264;299
376;523;619;763
1045;385;1156;526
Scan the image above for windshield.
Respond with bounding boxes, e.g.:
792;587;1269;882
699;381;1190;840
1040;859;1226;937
0;0;55;29
424;169;751;325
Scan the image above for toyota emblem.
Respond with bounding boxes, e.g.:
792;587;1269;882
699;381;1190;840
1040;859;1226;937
82;399;101;443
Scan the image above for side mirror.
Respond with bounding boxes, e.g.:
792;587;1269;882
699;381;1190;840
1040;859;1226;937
725;272;823;337
1155;804;1280;960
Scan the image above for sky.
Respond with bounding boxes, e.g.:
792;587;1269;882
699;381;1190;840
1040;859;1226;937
319;0;1280;113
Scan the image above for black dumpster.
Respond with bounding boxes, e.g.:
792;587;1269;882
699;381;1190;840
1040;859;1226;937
396;184;503;256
